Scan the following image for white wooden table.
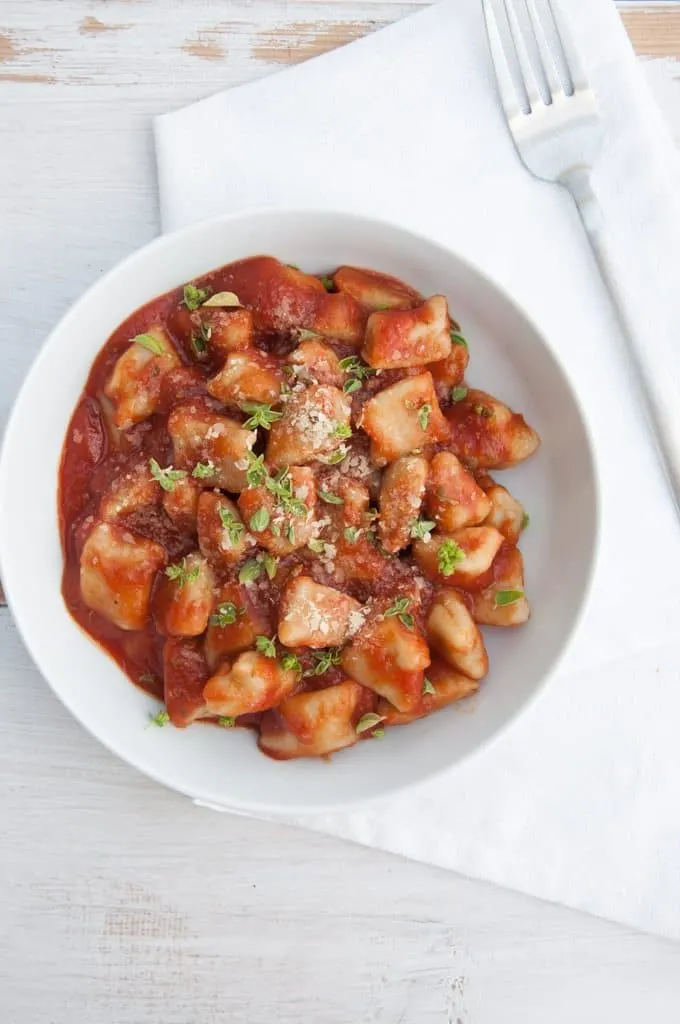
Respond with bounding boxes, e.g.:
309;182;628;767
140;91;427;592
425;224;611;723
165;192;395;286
2;3;680;1021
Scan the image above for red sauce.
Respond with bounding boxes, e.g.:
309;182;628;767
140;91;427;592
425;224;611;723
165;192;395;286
58;255;526;757
59;266;421;706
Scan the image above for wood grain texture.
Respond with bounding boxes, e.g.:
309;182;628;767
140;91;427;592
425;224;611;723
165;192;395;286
1;3;680;1021
0;2;677;89
621;6;680;57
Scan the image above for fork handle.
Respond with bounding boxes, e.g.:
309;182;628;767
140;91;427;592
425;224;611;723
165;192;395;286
561;166;680;512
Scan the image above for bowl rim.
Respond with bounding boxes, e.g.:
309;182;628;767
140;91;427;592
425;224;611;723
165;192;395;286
0;205;601;814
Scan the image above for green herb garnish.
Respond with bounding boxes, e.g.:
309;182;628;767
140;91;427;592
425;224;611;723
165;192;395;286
244;451;267;488
304;648;342;677
318;489;343;505
219;507;245;545
148;709;170;728
342;378;362;395
522;512;530;531
339;356;374;394
344;526;360;543
355;713;386;735
281;653;302;674
320;275;334;291
183;283;210;310
324;448;349;465
450;329;469;349
332;423;352;440
240;402;283;431
261;552;279;580
210;602;242;628
190;322;211;358
238;559;262;584
495;589;524;607
423;678;436;696
255;635;277;658
149;458;187;492
218;716;235;728
451;386;468;403
410;518;436;541
165;558;200;588
133;333;165;356
384;596;414;629
264;467;308;518
418;403;432;431
437;539;466;577
249;507;270;533
192;460;215;479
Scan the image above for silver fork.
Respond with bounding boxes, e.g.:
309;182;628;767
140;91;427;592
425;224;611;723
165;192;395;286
483;0;680;509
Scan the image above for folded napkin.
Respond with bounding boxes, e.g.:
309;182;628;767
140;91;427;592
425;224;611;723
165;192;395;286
155;0;680;938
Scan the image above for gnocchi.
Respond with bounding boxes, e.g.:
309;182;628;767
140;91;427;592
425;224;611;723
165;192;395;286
60;254;539;761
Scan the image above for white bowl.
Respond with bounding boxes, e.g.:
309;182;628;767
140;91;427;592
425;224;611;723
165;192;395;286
0;209;598;814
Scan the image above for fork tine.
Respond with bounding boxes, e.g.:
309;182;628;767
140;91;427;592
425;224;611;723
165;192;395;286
484;0;532;118
506;0;553;107
522;0;564;100
531;0;589;95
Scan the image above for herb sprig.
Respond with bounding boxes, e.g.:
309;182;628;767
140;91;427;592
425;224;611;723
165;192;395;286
149;458;187;492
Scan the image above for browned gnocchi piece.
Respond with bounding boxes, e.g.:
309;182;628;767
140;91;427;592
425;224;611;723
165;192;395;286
80;521;166;631
204;583;272;668
204;308;254;358
471;544;530;626
446;388;540;469
426;590;488;680
104;328;180;429
162;476;201;533
215;256;366;345
378;455;429;553
164;637;212;727
286;338;344;387
167;304;254;361
362;296;452;369
207;349;282;408
259;680;374;759
203;651;298;718
313;476;391;585
428;343;469;395
197;491;249;567
333;265;421;311
341;604;430;712
153;552;215;637
278;576;363;648
477;473;526;544
425;451;492;532
237;466;316;556
360;372;449;464
378;657;479;725
167;401;256;492
99;461;160;521
318;475;371;537
412;526;504;588
266;384;352;467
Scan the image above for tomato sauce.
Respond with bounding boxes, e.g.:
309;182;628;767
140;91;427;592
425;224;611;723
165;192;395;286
58;254;530;758
58;268;416;709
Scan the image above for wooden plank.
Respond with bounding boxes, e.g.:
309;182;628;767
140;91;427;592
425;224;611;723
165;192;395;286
621;6;680;57
0;2;676;91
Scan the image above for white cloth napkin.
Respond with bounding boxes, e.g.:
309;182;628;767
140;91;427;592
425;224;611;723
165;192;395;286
155;0;680;938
